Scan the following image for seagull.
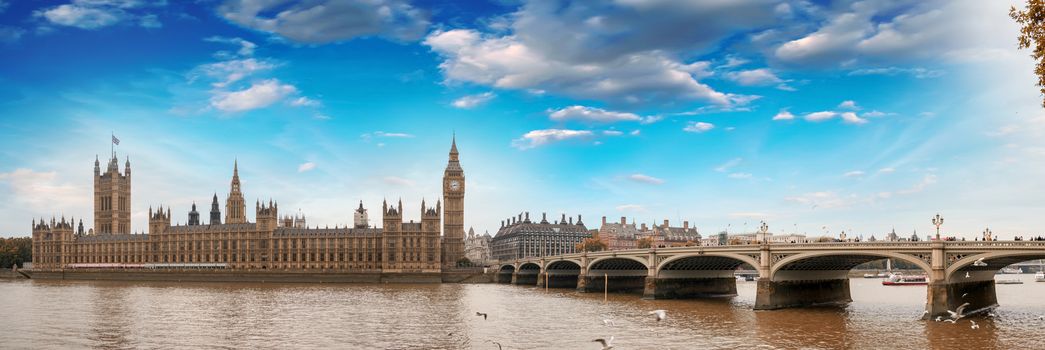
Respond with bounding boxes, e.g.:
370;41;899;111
972;258;988;267
947;302;971;320
962;293;968;298
965;272;971;278
970;320;980;329
592;336;615;350
943;319;958;324
987;312;996;318
649;310;667;322
476;312;488;320
934;316;943;322
490;340;503;350
603;319;616;327
1038;315;1044;321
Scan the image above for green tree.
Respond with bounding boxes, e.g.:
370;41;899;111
1012;0;1045;107
0;237;32;268
636;236;654;249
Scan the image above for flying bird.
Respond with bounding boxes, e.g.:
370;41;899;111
986;312;996;318
490;340;503;350
592;336;615;350
965;272;971;278
649;310;667;322
934;316;943;322
476;312;488;320
970;320;980;329
943;318;957;324
947;302;971;320
602;319;616;327
972;258;988;267
962;293;968;298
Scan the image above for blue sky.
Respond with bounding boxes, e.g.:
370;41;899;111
2;0;1044;240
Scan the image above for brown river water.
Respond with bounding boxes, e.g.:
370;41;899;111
2;275;1045;349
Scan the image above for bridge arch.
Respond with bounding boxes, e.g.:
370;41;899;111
545;260;581;271
543;260;582;288
588;255;649;271
656;253;761;276
518;262;541;272
770;250;932;281
946;251;1045;280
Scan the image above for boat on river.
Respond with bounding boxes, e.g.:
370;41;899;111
998;267;1023;274
997;279;1024;284
1035;271;1045;282
882;274;928;286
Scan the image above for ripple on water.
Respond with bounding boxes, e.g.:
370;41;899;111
2;277;1045;349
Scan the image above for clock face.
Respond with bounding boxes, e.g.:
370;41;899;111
450;180;460;191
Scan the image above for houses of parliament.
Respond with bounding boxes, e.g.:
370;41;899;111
31;137;467;273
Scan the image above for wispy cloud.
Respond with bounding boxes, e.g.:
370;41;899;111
627;173;664;185
616;204;647;213
297;162;316;173
683;121;714;133
210;79;297;112
451;92;495;109
382;176;414;187
715;158;742;172
512;129;593;150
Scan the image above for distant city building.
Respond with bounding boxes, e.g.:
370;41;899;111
491;212;589;261
463;227;492;265
650;219;700;247
32;138;467;273
598;217;700;249
598;216;642;250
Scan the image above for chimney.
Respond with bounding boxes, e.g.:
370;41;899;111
525;212;530;222
621;216;627;225
569;217;573;225
602;216;607;225
663;219;669;227
684;221;689;229
641;223;648;231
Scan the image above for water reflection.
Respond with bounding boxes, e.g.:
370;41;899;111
1;276;1044;349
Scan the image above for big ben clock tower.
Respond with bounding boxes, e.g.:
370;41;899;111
442;135;466;268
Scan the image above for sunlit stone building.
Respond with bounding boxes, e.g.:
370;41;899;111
490;212;589;261
31;138;466;273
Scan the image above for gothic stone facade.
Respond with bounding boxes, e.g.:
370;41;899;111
490;212;589;261
32;139;465;273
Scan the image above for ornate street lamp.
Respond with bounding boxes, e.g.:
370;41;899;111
983;227;992;241
758;221;769;244
932;213;944;240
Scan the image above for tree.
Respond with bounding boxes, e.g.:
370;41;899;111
1012;0;1045;107
635;237;650;249
576;237;608;252
0;237;32;268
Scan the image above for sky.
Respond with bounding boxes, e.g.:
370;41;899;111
2;0;1044;240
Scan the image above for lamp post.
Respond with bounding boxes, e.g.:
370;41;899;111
758;221;769;244
932;213;944;240
983;227;992;241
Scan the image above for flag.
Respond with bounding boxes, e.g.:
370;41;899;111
112;135;120;145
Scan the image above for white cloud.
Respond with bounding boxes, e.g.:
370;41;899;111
785;191;849;209
217;0;430;43
0;168;87;211
383;176;414;187
451;92;496;109
804;111;837;122
361;131;414;142
725;68;783;86
297;162;316;173
289;96;321;107
772;110;795;121
616;204;647;213
715;158;742;172
425;29;742;106
683;121;714;133
627;174;664;185
603;130;623;136
838;100;859;110
511;129;593;150
728;172;753;179
895;174;938;195
192;58;278;89
35;0;163;30
840;112;868;124
629;129;641;136
210;79;297;112
843;170;864;177
38;4;120;29
204;36;256;57
848;67;943;78
877;167;896;174
547;105;650;123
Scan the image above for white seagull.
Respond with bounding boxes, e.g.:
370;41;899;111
592;336;615;350
970;320;980;329
602;319;616;327
943;318;958;324
649;310;667;322
935;316;943;322
965;272;971;278
972;258;988;267
947;302;971;320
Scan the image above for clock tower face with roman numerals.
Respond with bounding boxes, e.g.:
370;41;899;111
442;136;465;267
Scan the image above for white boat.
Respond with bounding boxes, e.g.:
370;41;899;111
998;267;1023;274
997;279;1024;285
1035;271;1045;282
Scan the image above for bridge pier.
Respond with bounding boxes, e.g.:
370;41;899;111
579;273;646;293
925;280;998;319
536;271;545;287
754;278;852;310
512;271;538;285
644;277;738;299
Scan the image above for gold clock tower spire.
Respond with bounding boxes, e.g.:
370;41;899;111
442;134;465;267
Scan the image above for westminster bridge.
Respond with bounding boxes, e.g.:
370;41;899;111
493;241;1045;319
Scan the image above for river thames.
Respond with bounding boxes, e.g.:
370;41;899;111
3;275;1045;349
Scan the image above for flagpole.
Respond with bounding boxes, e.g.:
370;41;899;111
111;131;114;157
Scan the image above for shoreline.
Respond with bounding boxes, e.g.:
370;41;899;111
22;269;494;284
